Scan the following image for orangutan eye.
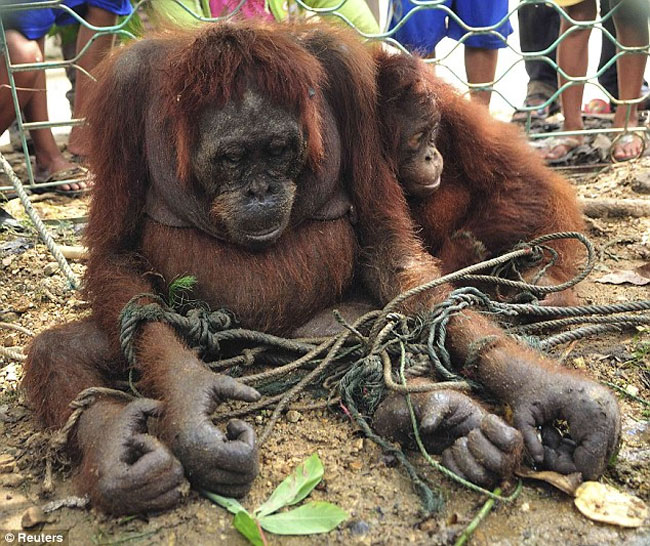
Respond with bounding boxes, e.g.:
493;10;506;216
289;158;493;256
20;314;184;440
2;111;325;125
221;151;242;165
268;141;288;156
407;132;424;149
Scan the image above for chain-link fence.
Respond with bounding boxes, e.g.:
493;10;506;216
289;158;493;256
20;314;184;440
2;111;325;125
1;0;649;279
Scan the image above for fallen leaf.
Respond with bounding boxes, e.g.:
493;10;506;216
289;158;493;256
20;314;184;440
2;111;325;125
259;501;348;535
596;269;650;286
574;481;648;528
255;453;324;518
233;511;266;546
516;467;583;496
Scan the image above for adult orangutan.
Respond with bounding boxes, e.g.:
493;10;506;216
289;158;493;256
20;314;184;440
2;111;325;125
22;22;350;514
21;22;461;515
370;51;620;487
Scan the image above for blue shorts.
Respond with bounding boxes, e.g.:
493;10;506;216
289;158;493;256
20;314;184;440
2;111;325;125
389;0;513;56
4;1;132;40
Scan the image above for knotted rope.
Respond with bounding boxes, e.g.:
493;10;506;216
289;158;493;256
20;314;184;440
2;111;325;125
52;233;649;512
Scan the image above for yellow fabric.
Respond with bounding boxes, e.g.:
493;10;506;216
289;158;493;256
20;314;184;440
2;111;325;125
553;0;585;6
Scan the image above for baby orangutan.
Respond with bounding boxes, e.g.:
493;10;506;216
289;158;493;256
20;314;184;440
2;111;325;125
375;50;585;306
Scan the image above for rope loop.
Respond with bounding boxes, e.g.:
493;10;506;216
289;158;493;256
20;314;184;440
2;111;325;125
104;232;649;513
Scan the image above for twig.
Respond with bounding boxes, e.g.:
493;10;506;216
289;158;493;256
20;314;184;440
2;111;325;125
453;487;502;546
603;380;650;407
0;321;35;336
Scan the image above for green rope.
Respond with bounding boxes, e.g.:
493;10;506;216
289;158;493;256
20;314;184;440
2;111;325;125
399;341;522;502
114;232;648;513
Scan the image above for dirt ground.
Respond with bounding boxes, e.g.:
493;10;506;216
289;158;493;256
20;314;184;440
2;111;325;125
0;151;649;545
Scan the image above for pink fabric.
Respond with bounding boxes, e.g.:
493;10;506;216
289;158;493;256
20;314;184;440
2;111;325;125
210;0;272;20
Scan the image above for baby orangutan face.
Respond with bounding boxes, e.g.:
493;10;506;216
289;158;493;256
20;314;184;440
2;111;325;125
396;98;444;198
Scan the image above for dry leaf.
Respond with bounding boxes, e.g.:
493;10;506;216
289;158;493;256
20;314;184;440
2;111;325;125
596;268;650;286
516;467;582;496
574;481;648;528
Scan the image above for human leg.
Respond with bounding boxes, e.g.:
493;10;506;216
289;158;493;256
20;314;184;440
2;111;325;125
513;1;561;121
610;0;649;160
542;0;597;161
18;38;88;192
66;5;119;157
1;31;85;191
597;0;619;100
518;1;560;90
0;31;42;134
464;47;498;106
24;39;76;179
449;0;512;107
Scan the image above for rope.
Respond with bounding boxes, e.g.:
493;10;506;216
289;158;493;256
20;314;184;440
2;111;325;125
378;232;594;322
539;323;636;350
0;152;79;289
44;387;134;493
119;294;317;370
0;346;25;361
512;313;650;333
494;300;650;318
107;231;648;512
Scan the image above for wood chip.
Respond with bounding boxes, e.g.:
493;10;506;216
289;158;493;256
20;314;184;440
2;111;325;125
21;506;48;529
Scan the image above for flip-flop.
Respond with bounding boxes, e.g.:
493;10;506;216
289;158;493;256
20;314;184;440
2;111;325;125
512;93;561;123
32;165;90;197
539;136;584;164
611;133;646;163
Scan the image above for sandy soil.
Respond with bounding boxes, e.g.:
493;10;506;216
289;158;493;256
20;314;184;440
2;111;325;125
0;154;649;546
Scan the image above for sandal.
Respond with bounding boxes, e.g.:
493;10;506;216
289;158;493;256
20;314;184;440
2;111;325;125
611;133;645;162
512;93;561;123
538;136;584;164
32;164;91;197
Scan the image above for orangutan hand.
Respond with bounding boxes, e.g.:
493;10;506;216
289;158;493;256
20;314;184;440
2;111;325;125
166;370;261;497
509;372;621;479
441;413;523;487
79;398;186;515
374;388;486;452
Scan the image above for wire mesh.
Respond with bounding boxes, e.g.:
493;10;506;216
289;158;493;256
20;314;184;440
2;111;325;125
0;0;648;268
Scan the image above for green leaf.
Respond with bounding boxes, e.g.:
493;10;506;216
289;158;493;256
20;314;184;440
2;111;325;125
234;512;266;546
167;275;197;307
255;453;324;517
201;490;249;516
259;501;349;535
